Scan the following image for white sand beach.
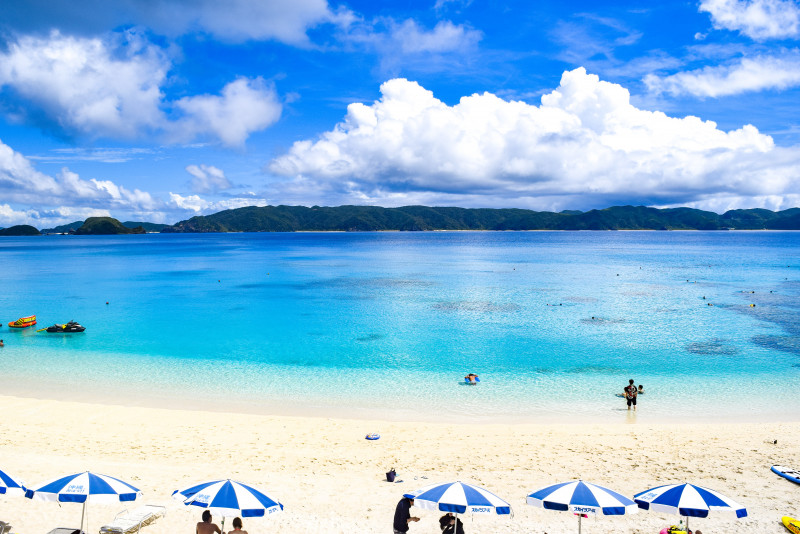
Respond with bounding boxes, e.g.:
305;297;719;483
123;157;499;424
1;394;798;534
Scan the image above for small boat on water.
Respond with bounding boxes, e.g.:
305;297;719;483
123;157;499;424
45;321;85;333
8;315;36;328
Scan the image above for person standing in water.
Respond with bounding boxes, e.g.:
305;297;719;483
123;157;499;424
624;379;638;411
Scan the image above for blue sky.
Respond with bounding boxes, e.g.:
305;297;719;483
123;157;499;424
2;0;800;226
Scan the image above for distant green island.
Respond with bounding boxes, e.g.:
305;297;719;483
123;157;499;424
161;204;800;232
41;219;169;234
0;224;41;236
4;205;800;236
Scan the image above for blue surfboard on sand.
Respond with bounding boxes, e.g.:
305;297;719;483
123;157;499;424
772;465;800;485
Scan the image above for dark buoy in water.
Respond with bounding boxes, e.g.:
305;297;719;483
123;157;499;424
105;301;109;305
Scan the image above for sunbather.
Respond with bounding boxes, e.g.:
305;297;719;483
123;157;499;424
196;511;221;534
230;517;247;534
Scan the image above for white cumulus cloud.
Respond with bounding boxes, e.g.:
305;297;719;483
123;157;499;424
1;0;352;47
699;0;800;40
268;69;800;211
0;30;168;139
168;193;268;214
186;164;233;194
144;0;352;46
0;138;158;220
342;17;482;73
171;78;283;148
0;32;282;146
388;20;482;54
644;53;800;96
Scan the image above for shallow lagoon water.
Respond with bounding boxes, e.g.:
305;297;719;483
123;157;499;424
1;231;798;422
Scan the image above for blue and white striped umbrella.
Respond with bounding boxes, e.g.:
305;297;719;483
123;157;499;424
403;481;512;515
0;468;26;497
25;471;141;532
634;483;747;533
526;480;637;534
25;471;140;504
172;479;284;518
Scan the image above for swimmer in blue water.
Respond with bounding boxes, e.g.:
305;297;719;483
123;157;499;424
465;373;479;384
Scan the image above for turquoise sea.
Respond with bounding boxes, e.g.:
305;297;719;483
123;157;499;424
0;231;798;423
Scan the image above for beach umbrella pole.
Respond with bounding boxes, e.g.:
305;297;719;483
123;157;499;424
80;500;86;533
578;513;582;534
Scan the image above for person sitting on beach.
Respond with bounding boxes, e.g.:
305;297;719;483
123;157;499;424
229;517;247;534
439;512;465;534
197;510;221;534
638;384;644;395
465;373;478;384
624;379;637;411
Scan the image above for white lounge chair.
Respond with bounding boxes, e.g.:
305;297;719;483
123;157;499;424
0;520;12;534
99;505;166;534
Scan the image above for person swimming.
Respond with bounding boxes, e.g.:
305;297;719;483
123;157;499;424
638;384;644;394
465;373;479;384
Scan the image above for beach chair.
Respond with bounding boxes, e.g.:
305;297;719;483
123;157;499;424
99;505;166;534
0;520;12;534
45;529;85;534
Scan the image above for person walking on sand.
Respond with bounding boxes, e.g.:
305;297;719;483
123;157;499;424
197;510;221;534
624;378;638;411
393;496;420;533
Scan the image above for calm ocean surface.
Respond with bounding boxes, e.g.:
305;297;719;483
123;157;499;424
1;231;798;423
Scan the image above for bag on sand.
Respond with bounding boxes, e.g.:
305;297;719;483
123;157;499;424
386;468;396;482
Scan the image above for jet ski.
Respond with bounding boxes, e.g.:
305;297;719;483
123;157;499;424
45;321;85;333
